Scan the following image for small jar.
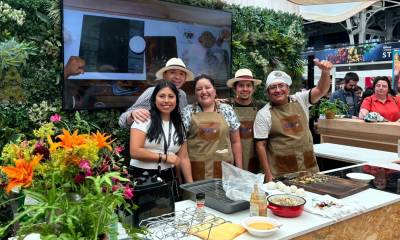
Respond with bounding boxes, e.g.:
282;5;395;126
195;192;205;221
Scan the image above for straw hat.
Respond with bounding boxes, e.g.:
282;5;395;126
265;70;292;88
227;69;262;88
155;58;194;82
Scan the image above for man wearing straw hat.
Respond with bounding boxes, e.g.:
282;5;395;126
119;57;194;127
226;68;265;173
253;59;333;182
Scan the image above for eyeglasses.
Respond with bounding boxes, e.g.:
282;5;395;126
268;83;288;91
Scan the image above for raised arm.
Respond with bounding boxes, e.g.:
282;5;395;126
310;59;333;104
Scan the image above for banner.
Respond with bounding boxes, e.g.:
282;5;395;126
393;49;400;94
304;42;400;64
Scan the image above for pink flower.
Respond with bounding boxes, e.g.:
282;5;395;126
112;185;120;192
79;160;93;176
50;114;62;122
114;146;124;154
123;185;134;199
79;160;91;172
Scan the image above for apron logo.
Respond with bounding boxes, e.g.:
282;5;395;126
281;115;303;134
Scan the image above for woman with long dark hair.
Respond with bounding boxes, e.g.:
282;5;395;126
130;80;192;186
359;76;400;122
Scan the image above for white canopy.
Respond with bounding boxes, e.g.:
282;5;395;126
299;1;378;23
288;0;375;5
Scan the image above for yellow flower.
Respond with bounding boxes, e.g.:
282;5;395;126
0;154;43;193
91;131;113;151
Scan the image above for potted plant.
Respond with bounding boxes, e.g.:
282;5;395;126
311;99;348;119
0;114;144;239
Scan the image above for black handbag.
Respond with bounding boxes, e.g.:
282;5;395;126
130;172;175;227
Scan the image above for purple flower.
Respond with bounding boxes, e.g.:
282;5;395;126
123;185;134;200
74;173;85;184
50;114;62;122
33;142;50;160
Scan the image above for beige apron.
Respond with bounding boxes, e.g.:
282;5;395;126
233;105;260;173
267;101;319;177
187;105;233;181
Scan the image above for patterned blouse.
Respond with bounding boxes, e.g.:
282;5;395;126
182;102;240;131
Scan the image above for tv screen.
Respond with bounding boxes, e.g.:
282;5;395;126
63;0;232;110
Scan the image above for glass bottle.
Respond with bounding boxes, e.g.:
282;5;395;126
249;184;267;217
195;192;205;221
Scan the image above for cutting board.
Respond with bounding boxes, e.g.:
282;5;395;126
285;175;370;199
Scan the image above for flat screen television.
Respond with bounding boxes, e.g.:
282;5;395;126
63;0;232;110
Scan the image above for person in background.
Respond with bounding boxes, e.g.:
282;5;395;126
119;58;194;127
130;80;193;200
182;74;242;181
329;72;360;118
360;87;374;105
359;76;400;122
226;68;265;173
254;59;333;182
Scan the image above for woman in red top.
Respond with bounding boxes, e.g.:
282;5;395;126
359;76;400;122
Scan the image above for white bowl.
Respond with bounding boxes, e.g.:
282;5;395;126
241;216;281;237
346;172;375;183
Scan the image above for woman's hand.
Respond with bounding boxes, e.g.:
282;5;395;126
166;153;181;166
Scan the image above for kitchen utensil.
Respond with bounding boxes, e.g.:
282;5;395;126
346;172;375;183
241;216;281;237
267;194;306;218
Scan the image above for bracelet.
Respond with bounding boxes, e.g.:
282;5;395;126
158;153;162;164
163;153;168;164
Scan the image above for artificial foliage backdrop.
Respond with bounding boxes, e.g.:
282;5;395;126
0;0;306;152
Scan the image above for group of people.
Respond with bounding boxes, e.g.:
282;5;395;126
121;57;333;193
330;72;400;122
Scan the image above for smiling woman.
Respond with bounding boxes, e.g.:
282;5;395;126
182;74;243;181
129;79;193;190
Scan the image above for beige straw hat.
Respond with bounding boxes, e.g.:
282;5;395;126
227;68;262;88
155;58;194;82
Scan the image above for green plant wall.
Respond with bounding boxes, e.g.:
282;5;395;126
0;0;306;151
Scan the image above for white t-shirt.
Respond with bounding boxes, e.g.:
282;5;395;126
130;119;181;170
253;90;312;139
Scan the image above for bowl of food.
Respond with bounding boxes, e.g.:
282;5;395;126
267;194;306;218
241;216;281;237
346;172;375;183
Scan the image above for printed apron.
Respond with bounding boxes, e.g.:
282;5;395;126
187;110;233;181
267;101;319;177
234;105;260;173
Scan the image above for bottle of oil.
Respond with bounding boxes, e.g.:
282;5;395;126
249;184;267;217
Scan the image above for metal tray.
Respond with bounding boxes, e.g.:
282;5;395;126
180;179;249;214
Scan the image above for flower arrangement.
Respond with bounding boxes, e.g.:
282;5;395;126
0;114;143;239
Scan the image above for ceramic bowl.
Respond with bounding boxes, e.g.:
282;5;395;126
346;172;375;183
241;216;281;237
267;194;306;218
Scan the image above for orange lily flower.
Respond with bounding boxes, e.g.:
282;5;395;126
56;129;87;149
91;131;113;151
0;154;43;193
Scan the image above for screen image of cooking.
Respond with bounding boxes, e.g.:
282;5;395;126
144;36;177;83
79;15;145;73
